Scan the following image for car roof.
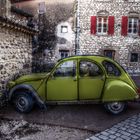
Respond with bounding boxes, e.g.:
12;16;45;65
58;55;113;63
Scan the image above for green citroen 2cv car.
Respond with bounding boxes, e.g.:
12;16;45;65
8;55;139;114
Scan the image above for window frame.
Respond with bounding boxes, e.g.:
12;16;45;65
128;17;139;36
59;50;69;59
97;16;108;35
104;50;115;59
61;25;68;33
130;52;139;63
53;60;77;77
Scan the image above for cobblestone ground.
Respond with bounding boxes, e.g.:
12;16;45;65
87;113;140;140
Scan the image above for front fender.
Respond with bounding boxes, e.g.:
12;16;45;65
9;84;45;107
102;80;138;102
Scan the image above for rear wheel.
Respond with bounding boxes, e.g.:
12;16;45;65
13;92;34;113
104;102;127;115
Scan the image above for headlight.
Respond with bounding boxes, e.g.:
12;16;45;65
135;94;139;99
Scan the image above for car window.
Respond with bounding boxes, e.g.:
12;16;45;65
103;61;121;76
54;60;76;77
79;61;102;77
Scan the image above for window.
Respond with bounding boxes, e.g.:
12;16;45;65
121;13;140;36
54;61;76;77
91;12;114;35
59;50;69;59
104;50;115;59
103;61;121;76
128;18;139;35
61;26;68;33
130;53;139;62
97;17;108;34
79;61;102;77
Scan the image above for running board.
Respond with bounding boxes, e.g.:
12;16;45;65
46;100;101;105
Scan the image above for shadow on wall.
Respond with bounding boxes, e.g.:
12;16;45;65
32;62;55;73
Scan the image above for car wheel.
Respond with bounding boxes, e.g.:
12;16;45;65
13;92;34;113
104;102;127;115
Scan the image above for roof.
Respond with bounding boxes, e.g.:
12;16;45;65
10;0;33;3
11;6;33;17
58;55;113;62
0;16;38;35
10;0;74;4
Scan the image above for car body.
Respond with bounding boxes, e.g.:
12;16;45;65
8;55;139;114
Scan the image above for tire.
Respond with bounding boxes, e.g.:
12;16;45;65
13;92;34;113
104;102;127;115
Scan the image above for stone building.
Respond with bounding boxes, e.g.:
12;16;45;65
0;0;38;91
75;0;140;75
47;17;75;60
41;18;75;67
39;0;75;63
17;0;75;72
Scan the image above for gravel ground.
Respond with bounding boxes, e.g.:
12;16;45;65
0;119;93;140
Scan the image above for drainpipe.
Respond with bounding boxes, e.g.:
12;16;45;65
75;0;80;55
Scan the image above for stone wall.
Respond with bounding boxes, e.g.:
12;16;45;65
0;17;37;92
78;0;140;75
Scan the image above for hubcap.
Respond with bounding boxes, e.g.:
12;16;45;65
17;97;28;110
109;102;123;111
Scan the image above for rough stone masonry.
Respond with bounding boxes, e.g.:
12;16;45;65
0;16;37;92
77;0;140;75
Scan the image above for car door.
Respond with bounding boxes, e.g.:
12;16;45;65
47;60;77;101
79;60;105;100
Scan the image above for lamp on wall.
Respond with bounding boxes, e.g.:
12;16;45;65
6;0;11;18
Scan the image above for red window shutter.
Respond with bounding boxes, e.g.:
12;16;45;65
121;16;128;36
91;16;96;34
108;16;115;35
